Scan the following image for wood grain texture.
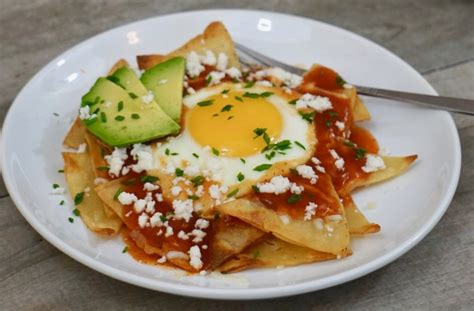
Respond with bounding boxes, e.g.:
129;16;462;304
0;0;473;309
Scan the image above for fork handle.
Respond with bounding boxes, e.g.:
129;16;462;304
355;85;474;115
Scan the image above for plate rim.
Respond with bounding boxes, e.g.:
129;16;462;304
1;9;462;300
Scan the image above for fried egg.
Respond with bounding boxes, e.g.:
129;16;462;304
151;82;316;198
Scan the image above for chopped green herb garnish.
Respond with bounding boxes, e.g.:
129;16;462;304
237;172;245;182
260;91;273;98
329;111;339;118
73;208;80;216
252;185;260;193
355;148;367;160
188;194;199;200
165;148;170;156
117;101;124;112
131;113;140;119
294;141;306;150
287;194;302;204
221;104;233;112
53;112;59;116
240;158;246;164
84;117;98;126
212;147;220;156
97;166;109;171
205;75;212;86
212;113;219;117
243;81;255;88
191;175;204;187
68;217;74;223
175;168;184;177
299;111;315;123
235;96;243;102
100;112;107;122
253;164;272;171
262;140;292;153
192;153;199;158
221;89;230;94
160;215;167;222
227;116;234;120
344;140;356;148
53;183;60;189
60;200;65;206
197;99;214;107
227;188;239;198
115;115;125;121
243;92;260;99
74;192;85;205
113;188;123;200
288;99;298;105
253;128;267;138
140;175;159;183
325;120;332;128
336;75;346;87
265;151;276;160
128;92;138;99
122;246;128;253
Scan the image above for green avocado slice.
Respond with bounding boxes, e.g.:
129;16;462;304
141;57;185;122
81;77;180;147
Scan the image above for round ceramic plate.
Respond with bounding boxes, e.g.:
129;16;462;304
1;10;461;300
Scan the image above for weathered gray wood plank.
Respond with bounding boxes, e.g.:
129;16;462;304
0;0;473;310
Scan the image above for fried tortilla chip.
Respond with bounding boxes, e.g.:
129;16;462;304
63;152;122;234
344;196;380;234
137;21;240;70
217;197;350;255
107;58;129;74
353;95;371;121
63;118;85;148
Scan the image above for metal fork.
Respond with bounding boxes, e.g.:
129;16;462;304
235;42;474;115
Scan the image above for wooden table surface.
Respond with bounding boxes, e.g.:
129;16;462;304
1;1;473;309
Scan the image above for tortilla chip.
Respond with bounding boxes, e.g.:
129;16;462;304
137;21;240;70
344;196;380;234
63;152;122;234
210;215;267;269
107;59;129;75
353;95;371;121
63;118;85;148
217;197;350;255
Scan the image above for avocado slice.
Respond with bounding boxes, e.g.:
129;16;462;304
141;57;185;122
81;77;180;147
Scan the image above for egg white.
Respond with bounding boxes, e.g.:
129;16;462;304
151;83;315;195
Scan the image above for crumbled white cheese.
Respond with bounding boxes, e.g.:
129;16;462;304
117;192;137;205
157;256;167;264
188;245;203;270
290;183;304;194
304;202;318;221
143;182;159;191
184;165;200;177
105;148;128;177
76;143;87;153
343;83;353;89
216;53;228;71
165;226;174;237
171;186;182;196
263;67;302;88
121;166;130;176
187;87;196;95
335;121;345;131
177;230;189;240
315;165;326;173
195;185;204;197
207;71;226;86
138;213;149;228
133;199;146;213
200;50;217;66
279;215;290;225
296;165;318;184
295;93;333;112
93;177;107;185
158;79;168;85
195;219;209;229
257;176;291;194
362;154;386;173
190;229;206;243
130;144;153;173
149;212;164;227
78;105;96;120
155;193;163;202
145;200;156;214
225;67;241;80
255;80;273;87
186;51;205;77
172;199;194;222
329;149;345;171
141;90;154;104
311;157;321;165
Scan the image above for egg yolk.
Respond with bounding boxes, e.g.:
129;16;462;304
187;91;283;157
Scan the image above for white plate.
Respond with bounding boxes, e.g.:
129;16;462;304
1;10;461;300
